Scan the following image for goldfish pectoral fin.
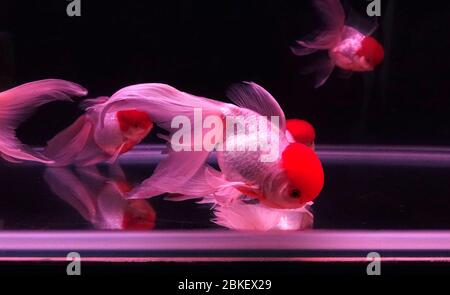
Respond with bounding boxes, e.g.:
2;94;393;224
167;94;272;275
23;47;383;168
226;82;286;130
235;184;264;201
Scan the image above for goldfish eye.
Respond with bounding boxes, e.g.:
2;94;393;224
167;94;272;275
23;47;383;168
290;189;301;199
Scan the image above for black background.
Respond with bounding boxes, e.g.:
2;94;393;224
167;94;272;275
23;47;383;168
0;0;449;146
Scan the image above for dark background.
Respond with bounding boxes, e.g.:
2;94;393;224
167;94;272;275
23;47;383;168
0;0;449;146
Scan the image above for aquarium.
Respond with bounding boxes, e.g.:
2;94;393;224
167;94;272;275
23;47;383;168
0;0;449;278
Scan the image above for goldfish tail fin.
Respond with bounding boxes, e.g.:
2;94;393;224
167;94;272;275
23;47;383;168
79;96;109;110
291;0;345;56
90;83;224;131
43;115;94;166
0;79;87;164
343;0;379;36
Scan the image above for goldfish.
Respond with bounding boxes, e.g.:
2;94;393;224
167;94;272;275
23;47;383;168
90;81;324;209
44;165;156;230
43;96;153;166
292;0;384;87
0;79;87;163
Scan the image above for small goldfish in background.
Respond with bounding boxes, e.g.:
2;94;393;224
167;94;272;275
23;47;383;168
91;81;324;209
44;165;156;230
0;79;87;163
292;0;384;87
42;97;153;166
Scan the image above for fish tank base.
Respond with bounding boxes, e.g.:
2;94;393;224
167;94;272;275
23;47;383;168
1;145;450;267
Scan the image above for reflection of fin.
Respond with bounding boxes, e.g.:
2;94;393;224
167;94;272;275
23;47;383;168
213;203;314;231
44;167;97;220
107;142;126;164
226;82;286;131
0;79;87;163
43;115;94;166
291;0;345;55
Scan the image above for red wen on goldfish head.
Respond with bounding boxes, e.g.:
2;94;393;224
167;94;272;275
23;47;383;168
281;143;324;204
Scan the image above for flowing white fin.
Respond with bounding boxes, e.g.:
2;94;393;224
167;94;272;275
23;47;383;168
90;83;226;131
43;115;94;167
80;96;109;110
291;0;345;55
90;83;230;200
226;82;286;131
0;79;87;163
128;149;213;199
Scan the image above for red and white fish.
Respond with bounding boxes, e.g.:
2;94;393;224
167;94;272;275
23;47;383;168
43;97;153;166
91;82;325;209
0;79;87;163
44;165;156;230
292;0;384;87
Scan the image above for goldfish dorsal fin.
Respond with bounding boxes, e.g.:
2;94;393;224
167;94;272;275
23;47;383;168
226;82;286;131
